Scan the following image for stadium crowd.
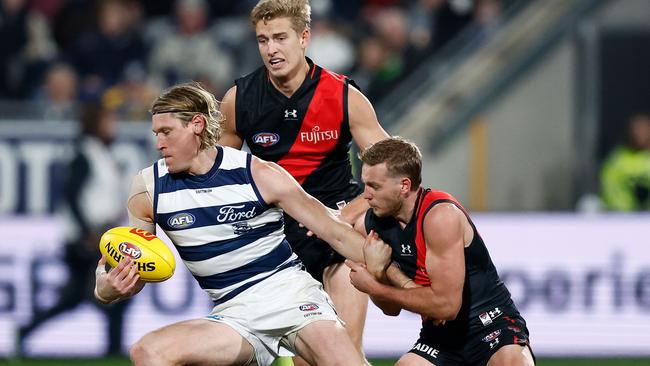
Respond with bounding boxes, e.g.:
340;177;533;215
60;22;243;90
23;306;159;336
0;0;504;119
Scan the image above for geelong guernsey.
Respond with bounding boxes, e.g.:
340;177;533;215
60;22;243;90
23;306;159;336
151;146;299;305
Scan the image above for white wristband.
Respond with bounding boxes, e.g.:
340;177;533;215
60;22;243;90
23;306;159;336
94;287;117;305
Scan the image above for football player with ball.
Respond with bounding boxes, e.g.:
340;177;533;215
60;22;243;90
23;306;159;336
93;82;404;366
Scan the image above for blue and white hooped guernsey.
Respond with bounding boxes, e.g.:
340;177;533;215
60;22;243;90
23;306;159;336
153;146;300;306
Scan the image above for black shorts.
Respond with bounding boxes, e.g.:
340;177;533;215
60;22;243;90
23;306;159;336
408;300;533;366
284;184;361;283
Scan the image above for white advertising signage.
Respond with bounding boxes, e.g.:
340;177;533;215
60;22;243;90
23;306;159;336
1;214;649;357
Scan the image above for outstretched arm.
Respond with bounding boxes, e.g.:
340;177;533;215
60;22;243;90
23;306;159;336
252;157;365;262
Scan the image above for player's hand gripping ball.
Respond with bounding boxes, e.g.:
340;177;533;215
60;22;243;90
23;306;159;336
99;227;175;282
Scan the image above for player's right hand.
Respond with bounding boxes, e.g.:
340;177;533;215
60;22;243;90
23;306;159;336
362;230;392;278
94;255;143;304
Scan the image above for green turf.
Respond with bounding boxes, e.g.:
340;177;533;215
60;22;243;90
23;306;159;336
1;358;648;366
537;359;649;366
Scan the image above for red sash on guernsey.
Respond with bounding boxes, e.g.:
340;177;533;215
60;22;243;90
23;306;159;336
276;69;345;184
413;189;464;286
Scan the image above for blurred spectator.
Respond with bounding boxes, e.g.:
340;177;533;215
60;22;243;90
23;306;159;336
18;102;130;357
430;0;473;52
29;0;66;22
67;0;147;100
0;0;59;99
0;0;29;98
306;15;356;73
465;0;502;49
50;1;96;52
34;62;78;120
600;113;650;211
148;0;234;96
408;0;444;52
351;33;398;102
102;63;159;121
352;6;419;103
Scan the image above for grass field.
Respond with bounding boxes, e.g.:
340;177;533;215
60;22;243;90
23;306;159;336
1;358;649;366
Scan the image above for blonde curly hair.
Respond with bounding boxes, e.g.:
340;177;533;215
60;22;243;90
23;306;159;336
150;82;223;151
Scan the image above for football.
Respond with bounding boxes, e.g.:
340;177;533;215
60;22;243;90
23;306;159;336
99;227;176;282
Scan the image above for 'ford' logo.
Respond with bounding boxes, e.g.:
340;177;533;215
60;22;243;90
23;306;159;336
253;132;279;147
168;212;196;229
118;242;142;259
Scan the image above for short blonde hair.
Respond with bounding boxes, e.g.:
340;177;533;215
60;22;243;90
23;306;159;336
150;82;223;151
359;137;422;190
250;0;311;34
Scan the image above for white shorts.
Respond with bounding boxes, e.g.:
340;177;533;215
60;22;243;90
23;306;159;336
204;266;342;366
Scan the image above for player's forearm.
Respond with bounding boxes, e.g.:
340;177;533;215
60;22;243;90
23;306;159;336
385;264;415;288
371;284;460;320
329;224;365;262
309;198;365;262
370;295;401;316
366;267;414;316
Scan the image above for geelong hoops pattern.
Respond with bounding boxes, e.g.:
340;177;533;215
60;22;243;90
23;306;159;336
152;146;300;305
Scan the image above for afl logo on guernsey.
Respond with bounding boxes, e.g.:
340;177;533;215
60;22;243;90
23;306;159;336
299;303;319;311
253;132;279;147
168;212;196;229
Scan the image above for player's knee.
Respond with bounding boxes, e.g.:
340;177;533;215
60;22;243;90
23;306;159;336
130;333;166;365
396;353;437;366
488;345;529;366
129;340;150;365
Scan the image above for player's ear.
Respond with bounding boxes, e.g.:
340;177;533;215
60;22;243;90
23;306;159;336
191;114;205;134
300;28;310;47
400;178;412;194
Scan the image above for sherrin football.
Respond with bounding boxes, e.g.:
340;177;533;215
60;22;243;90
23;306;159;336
99;227;176;282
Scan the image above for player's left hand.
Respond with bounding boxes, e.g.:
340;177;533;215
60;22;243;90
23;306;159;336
94;255;143;304
345;259;380;295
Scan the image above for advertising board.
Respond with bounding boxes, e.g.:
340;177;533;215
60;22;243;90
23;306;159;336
1;214;648;357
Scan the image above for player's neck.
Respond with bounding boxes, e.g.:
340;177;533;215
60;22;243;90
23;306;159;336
269;59;310;97
396;191;419;227
188;146;218;176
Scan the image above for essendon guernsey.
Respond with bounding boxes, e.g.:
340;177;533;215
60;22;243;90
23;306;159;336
364;188;512;319
234;58;357;197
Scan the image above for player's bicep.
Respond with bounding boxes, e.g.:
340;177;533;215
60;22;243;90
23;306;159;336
348;86;388;151
251;158;350;246
218;86;243;149
423;205;466;311
127;173;155;233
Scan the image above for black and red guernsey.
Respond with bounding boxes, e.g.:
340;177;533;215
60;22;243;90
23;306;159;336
364;188;512;319
234;58;357;199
